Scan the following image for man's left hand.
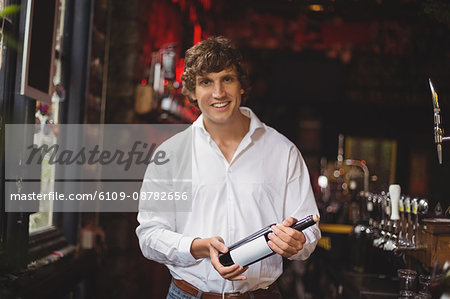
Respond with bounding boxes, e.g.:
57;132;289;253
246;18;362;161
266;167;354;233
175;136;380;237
267;217;306;258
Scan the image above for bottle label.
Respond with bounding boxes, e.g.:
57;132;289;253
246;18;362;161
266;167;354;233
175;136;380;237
229;235;273;267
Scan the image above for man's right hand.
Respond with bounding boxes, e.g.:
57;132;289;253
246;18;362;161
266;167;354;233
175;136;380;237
190;236;248;280
209;236;248;281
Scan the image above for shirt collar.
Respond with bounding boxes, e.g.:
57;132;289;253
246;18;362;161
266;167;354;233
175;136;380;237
192;107;264;138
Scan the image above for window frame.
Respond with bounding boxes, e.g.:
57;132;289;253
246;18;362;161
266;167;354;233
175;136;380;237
0;0;93;272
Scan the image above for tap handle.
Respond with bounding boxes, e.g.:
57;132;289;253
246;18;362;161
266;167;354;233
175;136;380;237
411;198;418;215
399;195;405;213
389;184;400;220
367;193;374;212
429;78;444;164
385;195;391;218
404;196;411;214
429;78;440;110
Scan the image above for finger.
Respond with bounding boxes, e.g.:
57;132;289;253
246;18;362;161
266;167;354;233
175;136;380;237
209;249;240;274
267;238;296;258
228;273;247;281
208;237;248;281
271;225;304;246
213;262;246;280
215;263;240;274
277;224;306;243
222;266;248;281
230;275;247;281
210;237;228;254
210;245;226;268
268;231;300;256
209;238;229;272
282;217;297;226
210;248;220;265
274;228;305;253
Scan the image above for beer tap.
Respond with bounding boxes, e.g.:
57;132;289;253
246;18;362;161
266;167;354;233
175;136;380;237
410;198;429;248
411;198;418;247
384;185;400;251
383;192;390;244
398;195;406;247
404;196;412;247
374;192;388;247
369;193;381;237
365;193;375;235
429;78;450;164
372;194;383;246
383;193;395;251
343;159;370;193
352;190;368;234
419;198;429;215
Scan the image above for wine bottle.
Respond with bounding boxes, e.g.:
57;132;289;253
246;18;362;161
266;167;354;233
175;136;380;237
219;214;319;267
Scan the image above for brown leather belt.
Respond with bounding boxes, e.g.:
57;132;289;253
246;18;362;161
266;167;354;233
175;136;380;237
172;278;280;299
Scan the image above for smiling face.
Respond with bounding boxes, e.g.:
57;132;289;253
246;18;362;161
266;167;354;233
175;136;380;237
193;66;245;127
181;36;250;109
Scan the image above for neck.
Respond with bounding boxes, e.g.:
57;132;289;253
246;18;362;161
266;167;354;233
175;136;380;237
204;109;250;144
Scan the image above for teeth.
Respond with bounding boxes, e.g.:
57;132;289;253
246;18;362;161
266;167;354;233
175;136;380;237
212;102;228;108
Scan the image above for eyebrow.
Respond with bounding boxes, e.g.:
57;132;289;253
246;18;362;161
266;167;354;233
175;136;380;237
196;72;238;82
196;76;210;81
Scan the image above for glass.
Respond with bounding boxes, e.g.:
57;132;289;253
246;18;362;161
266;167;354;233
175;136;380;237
430;273;445;299
417;274;432;298
398;269;417;297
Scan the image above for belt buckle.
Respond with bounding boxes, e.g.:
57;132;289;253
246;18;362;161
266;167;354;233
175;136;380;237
222;291;242;299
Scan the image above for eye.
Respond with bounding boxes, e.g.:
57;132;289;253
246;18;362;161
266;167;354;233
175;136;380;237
223;76;235;83
198;79;211;86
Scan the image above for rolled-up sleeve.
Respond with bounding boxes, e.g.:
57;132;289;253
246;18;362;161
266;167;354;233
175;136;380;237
135;144;199;267
136;211;198;266
284;146;321;261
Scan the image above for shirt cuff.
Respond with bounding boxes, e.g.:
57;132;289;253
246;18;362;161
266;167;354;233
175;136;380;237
178;235;199;264
288;227;317;261
302;227;315;246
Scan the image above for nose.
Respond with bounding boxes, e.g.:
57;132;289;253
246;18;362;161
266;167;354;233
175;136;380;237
212;82;226;99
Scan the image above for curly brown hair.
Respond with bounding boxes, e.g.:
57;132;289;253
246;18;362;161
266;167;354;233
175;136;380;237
181;36;250;108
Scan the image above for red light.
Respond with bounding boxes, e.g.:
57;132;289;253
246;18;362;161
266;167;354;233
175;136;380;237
176;58;185;83
361;160;366;166
201;0;211;11
141;79;147;86
193;23;202;45
164;80;168;86
189;5;197;23
180;0;186;11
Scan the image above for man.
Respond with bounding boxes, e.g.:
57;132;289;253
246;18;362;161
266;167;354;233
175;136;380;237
136;36;320;298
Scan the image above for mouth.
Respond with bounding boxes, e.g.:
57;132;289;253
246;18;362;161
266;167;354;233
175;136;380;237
211;101;230;108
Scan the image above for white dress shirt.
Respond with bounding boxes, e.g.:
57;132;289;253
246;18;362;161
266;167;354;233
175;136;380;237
136;107;320;293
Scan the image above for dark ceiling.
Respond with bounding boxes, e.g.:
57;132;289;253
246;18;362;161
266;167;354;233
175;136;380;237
209;0;426;21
